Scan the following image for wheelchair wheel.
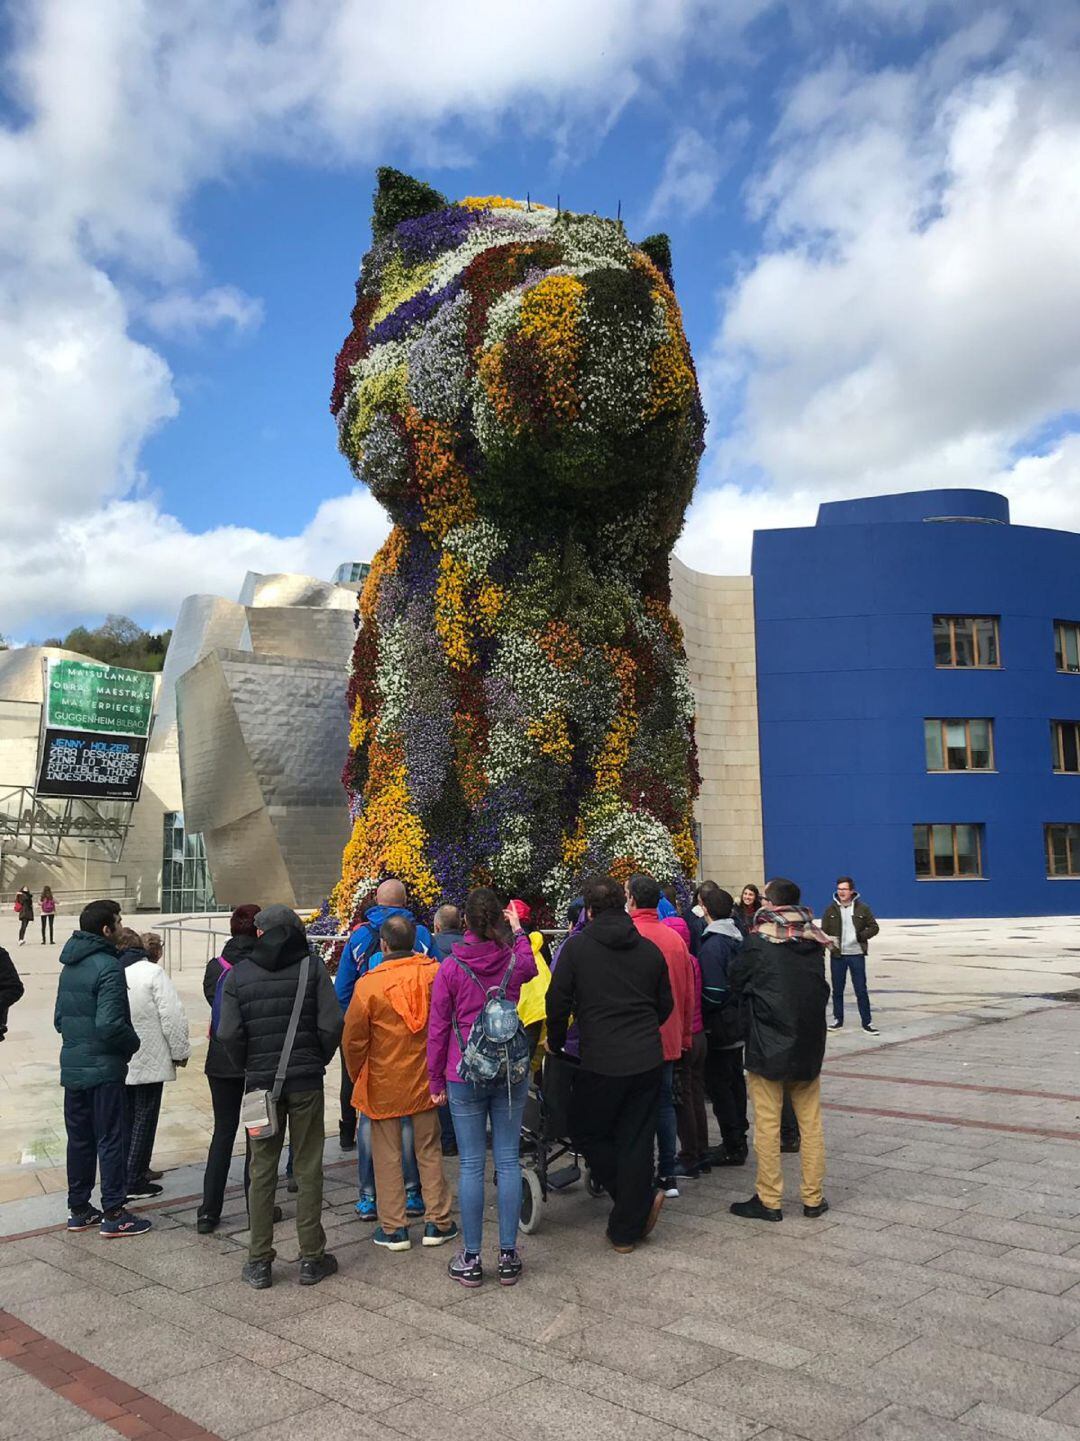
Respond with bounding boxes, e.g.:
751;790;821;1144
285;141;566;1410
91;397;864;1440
585;1169;605;1199
519;1168;543;1234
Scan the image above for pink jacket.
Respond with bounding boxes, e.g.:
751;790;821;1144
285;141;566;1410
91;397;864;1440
427;930;536;1089
661;916;702;1033
632;909;694;1060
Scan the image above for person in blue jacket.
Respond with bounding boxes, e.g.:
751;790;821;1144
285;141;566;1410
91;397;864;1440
336;879;433;1219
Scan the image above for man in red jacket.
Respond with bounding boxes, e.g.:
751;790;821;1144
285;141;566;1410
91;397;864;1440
626;874;694;1197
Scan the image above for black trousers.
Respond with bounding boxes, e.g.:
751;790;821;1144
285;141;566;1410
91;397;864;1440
571;1065;662;1246
124;1082;163;1188
40;914;54;942
704;1041;749;1152
339;1048;356;1143
18;915;31;941
65;1081;127;1214
201;1075;251;1222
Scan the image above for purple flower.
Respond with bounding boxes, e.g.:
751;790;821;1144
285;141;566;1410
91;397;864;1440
369;279;462;346
395;207;479;262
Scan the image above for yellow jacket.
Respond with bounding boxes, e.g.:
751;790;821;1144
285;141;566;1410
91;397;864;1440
516;932;551;1028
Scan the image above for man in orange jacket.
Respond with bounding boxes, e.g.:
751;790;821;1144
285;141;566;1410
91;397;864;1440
626;874;695;1199
342;915;457;1252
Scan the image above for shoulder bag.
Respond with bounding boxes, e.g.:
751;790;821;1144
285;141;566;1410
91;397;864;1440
241;955;310;1139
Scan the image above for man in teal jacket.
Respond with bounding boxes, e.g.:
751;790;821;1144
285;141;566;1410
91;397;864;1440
55;900;150;1237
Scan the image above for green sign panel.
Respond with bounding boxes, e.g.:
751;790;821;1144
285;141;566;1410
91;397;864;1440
45;660;155;738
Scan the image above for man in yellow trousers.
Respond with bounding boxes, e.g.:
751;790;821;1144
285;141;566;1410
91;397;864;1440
727;877;831;1222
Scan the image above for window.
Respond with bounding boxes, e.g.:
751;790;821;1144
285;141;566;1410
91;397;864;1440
1046;824;1080;877
161;811;216;913
913;823;984;879
933;615;1000;668
925;718;994;771
1054;622;1080;674
1051;721;1080;773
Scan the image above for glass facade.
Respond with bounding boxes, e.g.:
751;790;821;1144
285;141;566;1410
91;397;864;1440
161;811;215;913
333;561;371;586
913;823;983;879
933;615;1000;668
925;718;994;772
1054;621;1080;673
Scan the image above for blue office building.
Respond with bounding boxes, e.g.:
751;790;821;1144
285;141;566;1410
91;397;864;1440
751;489;1080;917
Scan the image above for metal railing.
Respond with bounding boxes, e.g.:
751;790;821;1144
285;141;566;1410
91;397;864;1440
157;913;349;975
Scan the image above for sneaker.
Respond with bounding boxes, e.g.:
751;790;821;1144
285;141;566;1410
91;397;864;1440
730;1194;783;1223
608;1236;635;1254
67;1207;103;1232
145;1169;163;1182
862;1024;879;1034
643;1189;665;1237
286;1176;299;1194
498;1248;523;1286
100;1209;152;1238
658;1175;679;1198
405;1188;425;1218
126;1181;164;1201
422;1221;460;1248
196;1215;218;1235
697;1157;712;1175
242;1259;272;1289
448;1249;483;1288
355;1194;377;1221
339;1126;357;1151
828;1018;843;1030
299;1252;338;1285
672;1160;700;1180
441;1138;458;1157
711;1147;748;1167
373;1226;411;1251
803;1199;830;1218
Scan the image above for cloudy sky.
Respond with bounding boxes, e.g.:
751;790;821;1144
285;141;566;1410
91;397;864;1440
2;0;1078;636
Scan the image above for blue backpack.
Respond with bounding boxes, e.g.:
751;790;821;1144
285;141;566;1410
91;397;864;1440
209;957;233;1038
451;952;530;1094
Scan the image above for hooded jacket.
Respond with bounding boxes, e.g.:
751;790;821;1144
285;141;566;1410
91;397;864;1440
427;929;536;1090
217;924;343;1094
54;931;140;1090
697;917;744;1048
820;894;880;957
121;947;191;1086
630;908;694;1061
546;909;673;1077
431;928;465;961
728;908;829;1082
343;951;440;1119
334;904;434;1010
0;947;25;1041
203;933;257;1079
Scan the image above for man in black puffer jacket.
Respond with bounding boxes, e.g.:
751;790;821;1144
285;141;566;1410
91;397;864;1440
727;877;830;1224
218;904;343;1289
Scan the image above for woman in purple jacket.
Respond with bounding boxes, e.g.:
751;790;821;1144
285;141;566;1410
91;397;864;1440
428;887;536;1289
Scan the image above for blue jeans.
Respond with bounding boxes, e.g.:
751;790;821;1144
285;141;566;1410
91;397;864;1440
656;1060;678;1176
831;953;872;1027
448;1076;529;1253
357;1113;419;1199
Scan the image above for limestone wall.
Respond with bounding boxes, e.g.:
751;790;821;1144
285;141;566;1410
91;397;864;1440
669;557;764;893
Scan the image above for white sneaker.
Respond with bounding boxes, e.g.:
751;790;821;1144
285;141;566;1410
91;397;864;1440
827;1018;842;1029
18;939;24;946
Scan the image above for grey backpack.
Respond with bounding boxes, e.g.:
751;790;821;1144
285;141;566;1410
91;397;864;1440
452;952;530;1093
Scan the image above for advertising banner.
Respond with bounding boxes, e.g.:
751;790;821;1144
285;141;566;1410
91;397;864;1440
36;661;156;800
44;660;155;737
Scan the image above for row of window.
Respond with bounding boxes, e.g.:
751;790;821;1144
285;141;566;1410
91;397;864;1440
923;718;1080;773
913;822;1080;879
932;616;1080;672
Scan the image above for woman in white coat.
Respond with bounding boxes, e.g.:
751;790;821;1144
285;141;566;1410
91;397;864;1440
116;927;191;1200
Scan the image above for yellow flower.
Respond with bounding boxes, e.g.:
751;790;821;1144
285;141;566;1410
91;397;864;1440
350;364;408;445
435;552;474;670
673;820;699;877
527;712;573;764
337;763;439;919
371;252;435;324
460;195;529;211
475;581;506;634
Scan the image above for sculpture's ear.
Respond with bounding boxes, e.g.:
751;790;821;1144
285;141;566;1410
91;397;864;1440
638;233;673;282
372;167;448;242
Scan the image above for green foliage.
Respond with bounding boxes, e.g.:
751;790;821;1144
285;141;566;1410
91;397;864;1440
372;167;447;243
638;233;673;278
54;615;171;671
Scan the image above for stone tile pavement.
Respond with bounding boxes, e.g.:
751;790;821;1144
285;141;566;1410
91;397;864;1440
1;997;1080;1439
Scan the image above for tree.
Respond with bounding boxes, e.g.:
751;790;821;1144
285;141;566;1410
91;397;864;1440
56;616;171;672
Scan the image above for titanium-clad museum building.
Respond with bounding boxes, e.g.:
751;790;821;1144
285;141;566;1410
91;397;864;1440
2;487;1079;918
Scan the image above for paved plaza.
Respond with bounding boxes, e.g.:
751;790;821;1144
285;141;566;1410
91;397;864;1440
1;913;1080;1439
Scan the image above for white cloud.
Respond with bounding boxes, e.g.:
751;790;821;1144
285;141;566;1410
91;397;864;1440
142;286;264;340
12;489;392;637
698;11;1080;560
644;126;729;225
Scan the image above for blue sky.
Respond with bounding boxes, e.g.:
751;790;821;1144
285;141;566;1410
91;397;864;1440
2;1;1078;636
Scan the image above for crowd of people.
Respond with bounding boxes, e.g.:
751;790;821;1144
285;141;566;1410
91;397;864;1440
1;869;883;1289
